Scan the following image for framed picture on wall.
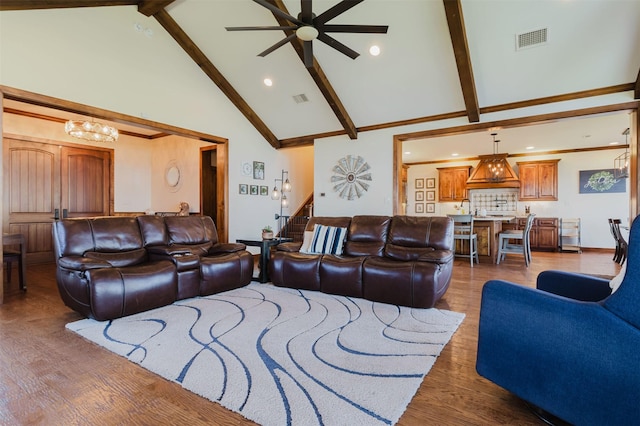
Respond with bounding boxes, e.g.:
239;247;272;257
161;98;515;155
579;169;626;193
239;184;248;195
415;191;424;201
426;190;435;201
250;185;259;195
426;203;435;213
415;203;424;213
253;161;265;180
415;178;424;189
260;185;269;196
426;178;436;188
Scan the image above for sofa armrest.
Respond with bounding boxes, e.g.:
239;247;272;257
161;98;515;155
147;245;192;256
536;270;612;301
477;280;640;425
208;242;246;254
418;249;454;264
275;242;303;252
57;255;112;271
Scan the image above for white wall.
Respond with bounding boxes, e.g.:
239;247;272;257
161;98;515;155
406;149;630;248
314;131;394;217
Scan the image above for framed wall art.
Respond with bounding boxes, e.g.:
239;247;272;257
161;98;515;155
579;169;626;193
415;178;424;189
415;191;424;201
260;185;269;196
253;161;265;180
426;203;435;213
426;190;435;201
426;178;436;189
239;184;248;195
415;203;424;213
250;185;259;195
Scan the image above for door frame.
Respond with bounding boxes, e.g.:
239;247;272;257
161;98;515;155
200;144;229;243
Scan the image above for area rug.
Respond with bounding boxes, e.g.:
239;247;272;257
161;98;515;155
66;284;464;425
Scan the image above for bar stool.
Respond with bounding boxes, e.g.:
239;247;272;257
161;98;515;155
610;219;627;265
448;214;479;267
496;214;535;267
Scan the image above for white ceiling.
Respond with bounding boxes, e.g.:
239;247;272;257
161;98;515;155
2;0;639;161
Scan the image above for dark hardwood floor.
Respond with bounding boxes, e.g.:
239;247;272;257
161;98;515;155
0;250;619;425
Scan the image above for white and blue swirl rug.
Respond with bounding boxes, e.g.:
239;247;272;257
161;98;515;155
66;284;464;425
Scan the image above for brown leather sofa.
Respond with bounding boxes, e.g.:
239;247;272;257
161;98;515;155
270;215;454;308
52;215;253;321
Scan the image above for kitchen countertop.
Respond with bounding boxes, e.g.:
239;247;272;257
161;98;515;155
473;216;516;221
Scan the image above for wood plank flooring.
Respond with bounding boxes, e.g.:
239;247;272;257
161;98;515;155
0;251;619;425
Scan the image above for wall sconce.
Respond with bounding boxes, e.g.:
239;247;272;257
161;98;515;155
614;128;631;179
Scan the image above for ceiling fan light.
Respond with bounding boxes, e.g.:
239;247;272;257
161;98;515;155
296;25;318;41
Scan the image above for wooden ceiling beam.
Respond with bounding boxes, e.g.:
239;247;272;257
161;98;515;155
137;0;175;17
0;1;137;10
268;0;358;140
635;67;640;99
152;9;281;148
443;0;480;123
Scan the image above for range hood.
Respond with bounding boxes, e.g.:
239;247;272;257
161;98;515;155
466;154;520;189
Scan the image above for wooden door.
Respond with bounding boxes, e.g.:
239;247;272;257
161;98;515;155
3;138;111;262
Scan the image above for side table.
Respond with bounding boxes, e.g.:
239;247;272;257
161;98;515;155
236;238;293;283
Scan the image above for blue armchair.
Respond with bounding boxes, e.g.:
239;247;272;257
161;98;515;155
476;215;640;425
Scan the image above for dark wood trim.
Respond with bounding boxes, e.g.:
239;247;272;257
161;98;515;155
635;68;640;100
443;0;480;123
0;0;136;10
405;144;630;166
268;0;358;140
3;107;167;140
397;101;640;142
480;83;636;115
151;10;281;148
137;0;174;17
0;85;225;143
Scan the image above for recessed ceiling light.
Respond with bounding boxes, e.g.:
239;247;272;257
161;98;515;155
526;146;535;150
263;78;273;87
404;151;411;155
369;45;381;56
610;142;620;145
452;153;459;157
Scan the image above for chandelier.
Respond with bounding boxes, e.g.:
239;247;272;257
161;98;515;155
613;128;630;179
65;119;119;142
487;133;506;181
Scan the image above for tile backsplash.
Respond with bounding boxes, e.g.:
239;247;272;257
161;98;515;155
471;191;518;213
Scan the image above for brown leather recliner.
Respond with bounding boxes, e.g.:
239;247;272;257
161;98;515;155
52;215;253;321
270;215;454;308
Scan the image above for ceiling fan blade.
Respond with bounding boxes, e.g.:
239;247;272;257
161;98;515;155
253;0;305;26
322;24;388;34
226;26;298;31
315;0;364;25
300;0;313;23
303;40;313;67
317;32;359;60
257;33;297;57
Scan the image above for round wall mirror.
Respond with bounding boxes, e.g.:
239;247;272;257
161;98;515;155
164;160;183;192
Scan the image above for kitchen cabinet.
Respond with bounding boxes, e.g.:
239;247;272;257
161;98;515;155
437;166;471;202
517;216;559;251
517;160;559;201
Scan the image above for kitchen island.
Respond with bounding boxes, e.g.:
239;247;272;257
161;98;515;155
472;216;516;264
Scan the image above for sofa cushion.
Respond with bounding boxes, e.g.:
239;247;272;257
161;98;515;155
305;224;347;255
84;248;148;268
344;215;391;257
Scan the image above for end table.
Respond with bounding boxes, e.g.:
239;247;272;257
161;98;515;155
236;238;293;283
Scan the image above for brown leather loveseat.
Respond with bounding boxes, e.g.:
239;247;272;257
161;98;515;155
52;215;253;321
270;215;454;308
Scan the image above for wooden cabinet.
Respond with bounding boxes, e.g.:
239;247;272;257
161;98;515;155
518;217;559;251
437;166;471;202
517;160;559;201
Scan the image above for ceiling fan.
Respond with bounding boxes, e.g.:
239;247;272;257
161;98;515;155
225;0;388;68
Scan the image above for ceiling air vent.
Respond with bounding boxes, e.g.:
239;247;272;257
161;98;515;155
292;93;309;104
516;28;548;51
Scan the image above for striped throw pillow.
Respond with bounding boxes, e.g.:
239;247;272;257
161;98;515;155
307;224;347;255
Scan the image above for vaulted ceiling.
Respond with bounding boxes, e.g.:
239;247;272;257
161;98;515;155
2;0;640;162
